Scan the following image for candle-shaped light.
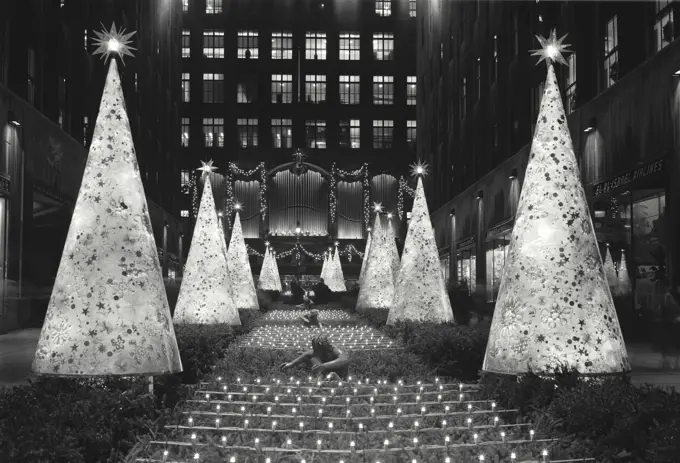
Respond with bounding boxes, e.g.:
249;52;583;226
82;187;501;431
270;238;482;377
467;417;472;428
438;394;442;402
215;418;220;429
317;439;322;449
413;437;419;448
542;449;549;462
271;420;277;430
267;406;272;416
473;433;479;444
530;429;535;440
501;431;506;442
350;441;356;452
254;438;260;450
328;422;334;433
194;453;199;461
421;406;426;416
459;393;464;402
479;456;484;462
188;416;194;427
441;419;447;428
243;419;249;429
510;452;517;460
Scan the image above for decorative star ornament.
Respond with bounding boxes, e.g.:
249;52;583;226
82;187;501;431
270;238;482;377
387;212;393;219
265;241;270;248
373;202;383;213
530;29;571;67
410;161;430;178
196;159;217;177
92;23;137;64
233;203;242;211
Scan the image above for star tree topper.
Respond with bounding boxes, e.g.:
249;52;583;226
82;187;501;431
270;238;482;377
410;161;430;178
530;29;571;66
92;23;137;64
197;159;218;178
373;202;384;213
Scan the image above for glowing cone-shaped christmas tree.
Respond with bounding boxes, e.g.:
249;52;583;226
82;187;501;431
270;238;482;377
258;245;280;291
227;209;259;309
320;250;330;282
616;250;633;296
271;249;283;292
603;245;619;294
32;26;181;376
327;246;347;292
386;214;401;284
483;31;629;375
358;232;372;286
356;214;394;311
174;167;240;325
387;167;453;324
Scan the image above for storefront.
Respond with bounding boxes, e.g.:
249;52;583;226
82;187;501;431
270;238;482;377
456;236;476;294
439;249;450;286
484;218;514;303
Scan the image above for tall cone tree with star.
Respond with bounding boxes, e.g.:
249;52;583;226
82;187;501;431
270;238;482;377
258;245;280;291
483;31;629;375
387;164;453;324
615;250;632;296
174;163;240;325
358;231;372;286
603;245;619;294
320;250;330;281
386;215;401;284
326;246;347;292
356;213;394;311
227;209;259;309
32;25;182;376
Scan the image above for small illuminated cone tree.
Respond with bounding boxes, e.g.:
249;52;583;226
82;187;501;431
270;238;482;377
616;250;633;296
358;231;372;286
386;215;401;284
271;249;283;292
258;246;280;291
327;246;347;292
603;245;619;294
387;166;453;325
227;210;259;309
32;25;182;376
320;251;330;281
483;31;629;375
356;214;394;311
174;166;240;325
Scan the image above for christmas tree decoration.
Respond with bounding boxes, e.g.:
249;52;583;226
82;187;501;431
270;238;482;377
320;250;330;282
326;246;347;292
386;214;401;284
32;37;181;376
603;245;619;294
271;249;283;292
483;31;629;376
356;214;394;311
227;211;259;309
217;213;228;260
358;231;372;287
174;174;240;325
387;174;453;325
616;250;633;296
258;245;281;292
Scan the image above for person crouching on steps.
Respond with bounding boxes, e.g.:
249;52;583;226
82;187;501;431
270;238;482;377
299;309;323;328
280;334;349;381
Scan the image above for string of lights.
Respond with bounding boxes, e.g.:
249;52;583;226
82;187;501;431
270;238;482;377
190;174;199;218
329;163;369;227
225;173;234;229
227;162;268;220
397;175;416;220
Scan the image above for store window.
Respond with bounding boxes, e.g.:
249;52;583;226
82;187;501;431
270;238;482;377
485;234;510;302
457;249;476;294
440;254;450;286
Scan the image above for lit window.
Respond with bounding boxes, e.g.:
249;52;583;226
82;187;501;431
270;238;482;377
181;117;190;147
372;33;394;60
406;120;416;145
339;120;360;148
206;0;222;14
372;120;394;149
238;31;259;59
237;80;257;103
305;75;327;103
181;73;190;103
375;0;391;16
271;119;293;149
565;54;576;114
407;76;416;106
203;30;224;58
272;32;293;59
409;0;416;17
181;210;190;218
372;76;394;105
603;15;619;88
203;117;224;147
654;0;675;51
237;118;258;148
203;73;224;103
459;77;467;119
180;170;191;194
305;120;327;149
305;32;327;60
83;116;89;146
339;33;360;60
182;30;190;58
182;0;188;12
339;75;360;105
271;74;293;103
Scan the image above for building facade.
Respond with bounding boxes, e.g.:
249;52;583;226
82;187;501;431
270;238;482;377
180;0;417;277
0;0;186;333
420;0;679;342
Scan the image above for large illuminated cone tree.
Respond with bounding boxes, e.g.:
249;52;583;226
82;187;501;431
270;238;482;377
358;232;372;286
386;216;401;284
258;247;280;291
226;212;259;309
32;32;182;376
327;247;347;292
356;214;394;311
387;174;453;324
603;246;619;294
615;250;632;296
483;31;629;375
174;173;240;325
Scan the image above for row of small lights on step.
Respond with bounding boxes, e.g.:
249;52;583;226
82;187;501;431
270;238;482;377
264;310;352;320
211;377;470;389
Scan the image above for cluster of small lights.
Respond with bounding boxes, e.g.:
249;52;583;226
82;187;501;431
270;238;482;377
397;175;416;220
237;325;398;350
225;173;234;229
226;162;268;220
329;163;370;227
263;309;353;322
246;242;363;263
190;173;199;218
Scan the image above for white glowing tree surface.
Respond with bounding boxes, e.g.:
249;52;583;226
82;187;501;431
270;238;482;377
271;250;283;292
483;58;629;375
320;251;330;282
175;177;240;325
32;59;182;376
387;178;453;324
358;232;372;287
356;215;394;311
227;212;259;309
326;247;347;292
616;250;632;296
258;248;281;291
603;246;619;294
386;217;401;284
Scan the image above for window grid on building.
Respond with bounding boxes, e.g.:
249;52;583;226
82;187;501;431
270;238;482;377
372;120;394;148
339;75;360;105
460;77;467;119
206;0;222;14
339;120;361;148
305;75;327;103
272;118;293;148
180;170;191;194
272;32;293;59
375;0;391;16
237;118;259;148
271;74;293;103
339;33;360;60
603;15;619;88
407;76;416;106
182;30;190;58
654;0;675;51
203;73;224;103
406;120;416;144
238;31;259;59
565;54;577;114
305;32;327;60
237;80;257;103
181;73;190;102
372;76;394;105
372;33;394;60
409;0;416;17
305;120;327;149
203;117;224;147
203;30;224;58
181;117;190;147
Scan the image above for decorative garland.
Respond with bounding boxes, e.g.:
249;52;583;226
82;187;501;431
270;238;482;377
397;175;416;220
226;162;267;226
190;173;199;218
246;243;364;262
330;163;370;231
